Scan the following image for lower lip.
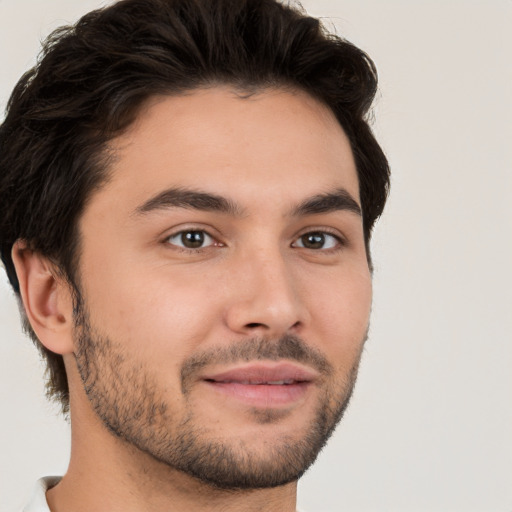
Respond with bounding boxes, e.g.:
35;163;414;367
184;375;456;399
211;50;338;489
203;381;311;407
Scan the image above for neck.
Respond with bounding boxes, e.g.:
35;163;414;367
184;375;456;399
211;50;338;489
46;390;298;512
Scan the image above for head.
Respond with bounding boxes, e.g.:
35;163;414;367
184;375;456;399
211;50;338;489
0;0;389;490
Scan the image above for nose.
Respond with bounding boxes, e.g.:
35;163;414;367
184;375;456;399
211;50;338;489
223;250;308;338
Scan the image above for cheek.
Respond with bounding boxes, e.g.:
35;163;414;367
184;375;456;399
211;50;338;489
304;265;372;363
81;259;225;362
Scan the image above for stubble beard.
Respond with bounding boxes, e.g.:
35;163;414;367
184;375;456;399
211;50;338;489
74;307;365;490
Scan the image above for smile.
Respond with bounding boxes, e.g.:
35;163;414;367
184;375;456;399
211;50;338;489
201;362;317;407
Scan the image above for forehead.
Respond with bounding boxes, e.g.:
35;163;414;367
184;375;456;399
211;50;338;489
92;87;359;215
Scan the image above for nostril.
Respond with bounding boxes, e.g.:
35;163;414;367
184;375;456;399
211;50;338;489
246;322;266;329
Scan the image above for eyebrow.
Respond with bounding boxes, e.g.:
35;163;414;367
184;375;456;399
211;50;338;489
133;187;243;216
291;188;362;218
133;186;361;218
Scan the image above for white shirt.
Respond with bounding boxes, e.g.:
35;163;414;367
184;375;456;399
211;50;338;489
22;477;61;512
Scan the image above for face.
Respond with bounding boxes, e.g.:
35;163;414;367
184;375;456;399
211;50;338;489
72;87;372;489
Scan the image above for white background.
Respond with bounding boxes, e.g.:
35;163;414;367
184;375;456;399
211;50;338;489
1;1;511;511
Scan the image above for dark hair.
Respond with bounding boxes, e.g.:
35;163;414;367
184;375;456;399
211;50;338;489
0;0;390;413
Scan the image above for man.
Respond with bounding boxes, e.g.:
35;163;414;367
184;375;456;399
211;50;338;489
0;0;389;510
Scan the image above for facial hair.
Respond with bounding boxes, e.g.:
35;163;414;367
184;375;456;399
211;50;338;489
74;307;365;490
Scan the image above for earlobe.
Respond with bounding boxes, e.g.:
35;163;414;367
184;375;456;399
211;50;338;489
11;241;74;355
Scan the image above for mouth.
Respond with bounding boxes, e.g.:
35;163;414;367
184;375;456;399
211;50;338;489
201;362;317;408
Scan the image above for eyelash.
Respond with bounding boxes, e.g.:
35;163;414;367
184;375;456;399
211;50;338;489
163;228;345;253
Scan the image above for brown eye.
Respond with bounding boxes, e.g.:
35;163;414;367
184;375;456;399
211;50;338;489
302;232;325;249
293;231;340;250
167;230;215;249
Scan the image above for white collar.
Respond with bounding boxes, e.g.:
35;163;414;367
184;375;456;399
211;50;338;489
22;476;61;512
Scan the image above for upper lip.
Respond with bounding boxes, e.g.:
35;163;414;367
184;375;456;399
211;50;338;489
201;362;319;384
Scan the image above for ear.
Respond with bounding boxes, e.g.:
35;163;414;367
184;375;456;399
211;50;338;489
11;240;75;355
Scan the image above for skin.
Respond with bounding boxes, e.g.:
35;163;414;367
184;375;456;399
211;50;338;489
13;87;372;512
